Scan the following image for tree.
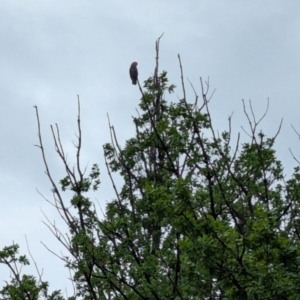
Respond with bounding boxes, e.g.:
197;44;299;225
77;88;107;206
2;36;300;300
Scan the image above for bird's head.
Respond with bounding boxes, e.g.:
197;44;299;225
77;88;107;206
132;61;138;66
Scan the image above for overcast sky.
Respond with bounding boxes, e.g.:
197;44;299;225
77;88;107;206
1;0;300;295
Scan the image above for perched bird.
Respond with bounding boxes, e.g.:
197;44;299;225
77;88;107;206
129;62;138;85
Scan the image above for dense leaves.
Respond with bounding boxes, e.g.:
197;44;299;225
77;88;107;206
1;44;300;299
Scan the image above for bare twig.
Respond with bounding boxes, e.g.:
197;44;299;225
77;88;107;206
25;235;44;283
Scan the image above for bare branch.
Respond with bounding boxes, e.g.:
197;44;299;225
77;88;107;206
178;54;187;103
25;235;44;283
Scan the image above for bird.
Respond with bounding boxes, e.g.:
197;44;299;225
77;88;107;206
129;62;138;85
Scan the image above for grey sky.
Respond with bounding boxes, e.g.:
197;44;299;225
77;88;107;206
1;0;299;294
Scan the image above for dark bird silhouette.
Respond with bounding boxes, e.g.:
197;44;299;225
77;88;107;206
129;62;138;85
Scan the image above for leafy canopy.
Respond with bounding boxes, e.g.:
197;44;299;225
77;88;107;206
1;40;300;300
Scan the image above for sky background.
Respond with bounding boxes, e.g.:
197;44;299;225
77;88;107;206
1;0;300;295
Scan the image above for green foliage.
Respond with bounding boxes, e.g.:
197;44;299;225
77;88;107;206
64;70;300;299
0;244;67;300
2;49;300;299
